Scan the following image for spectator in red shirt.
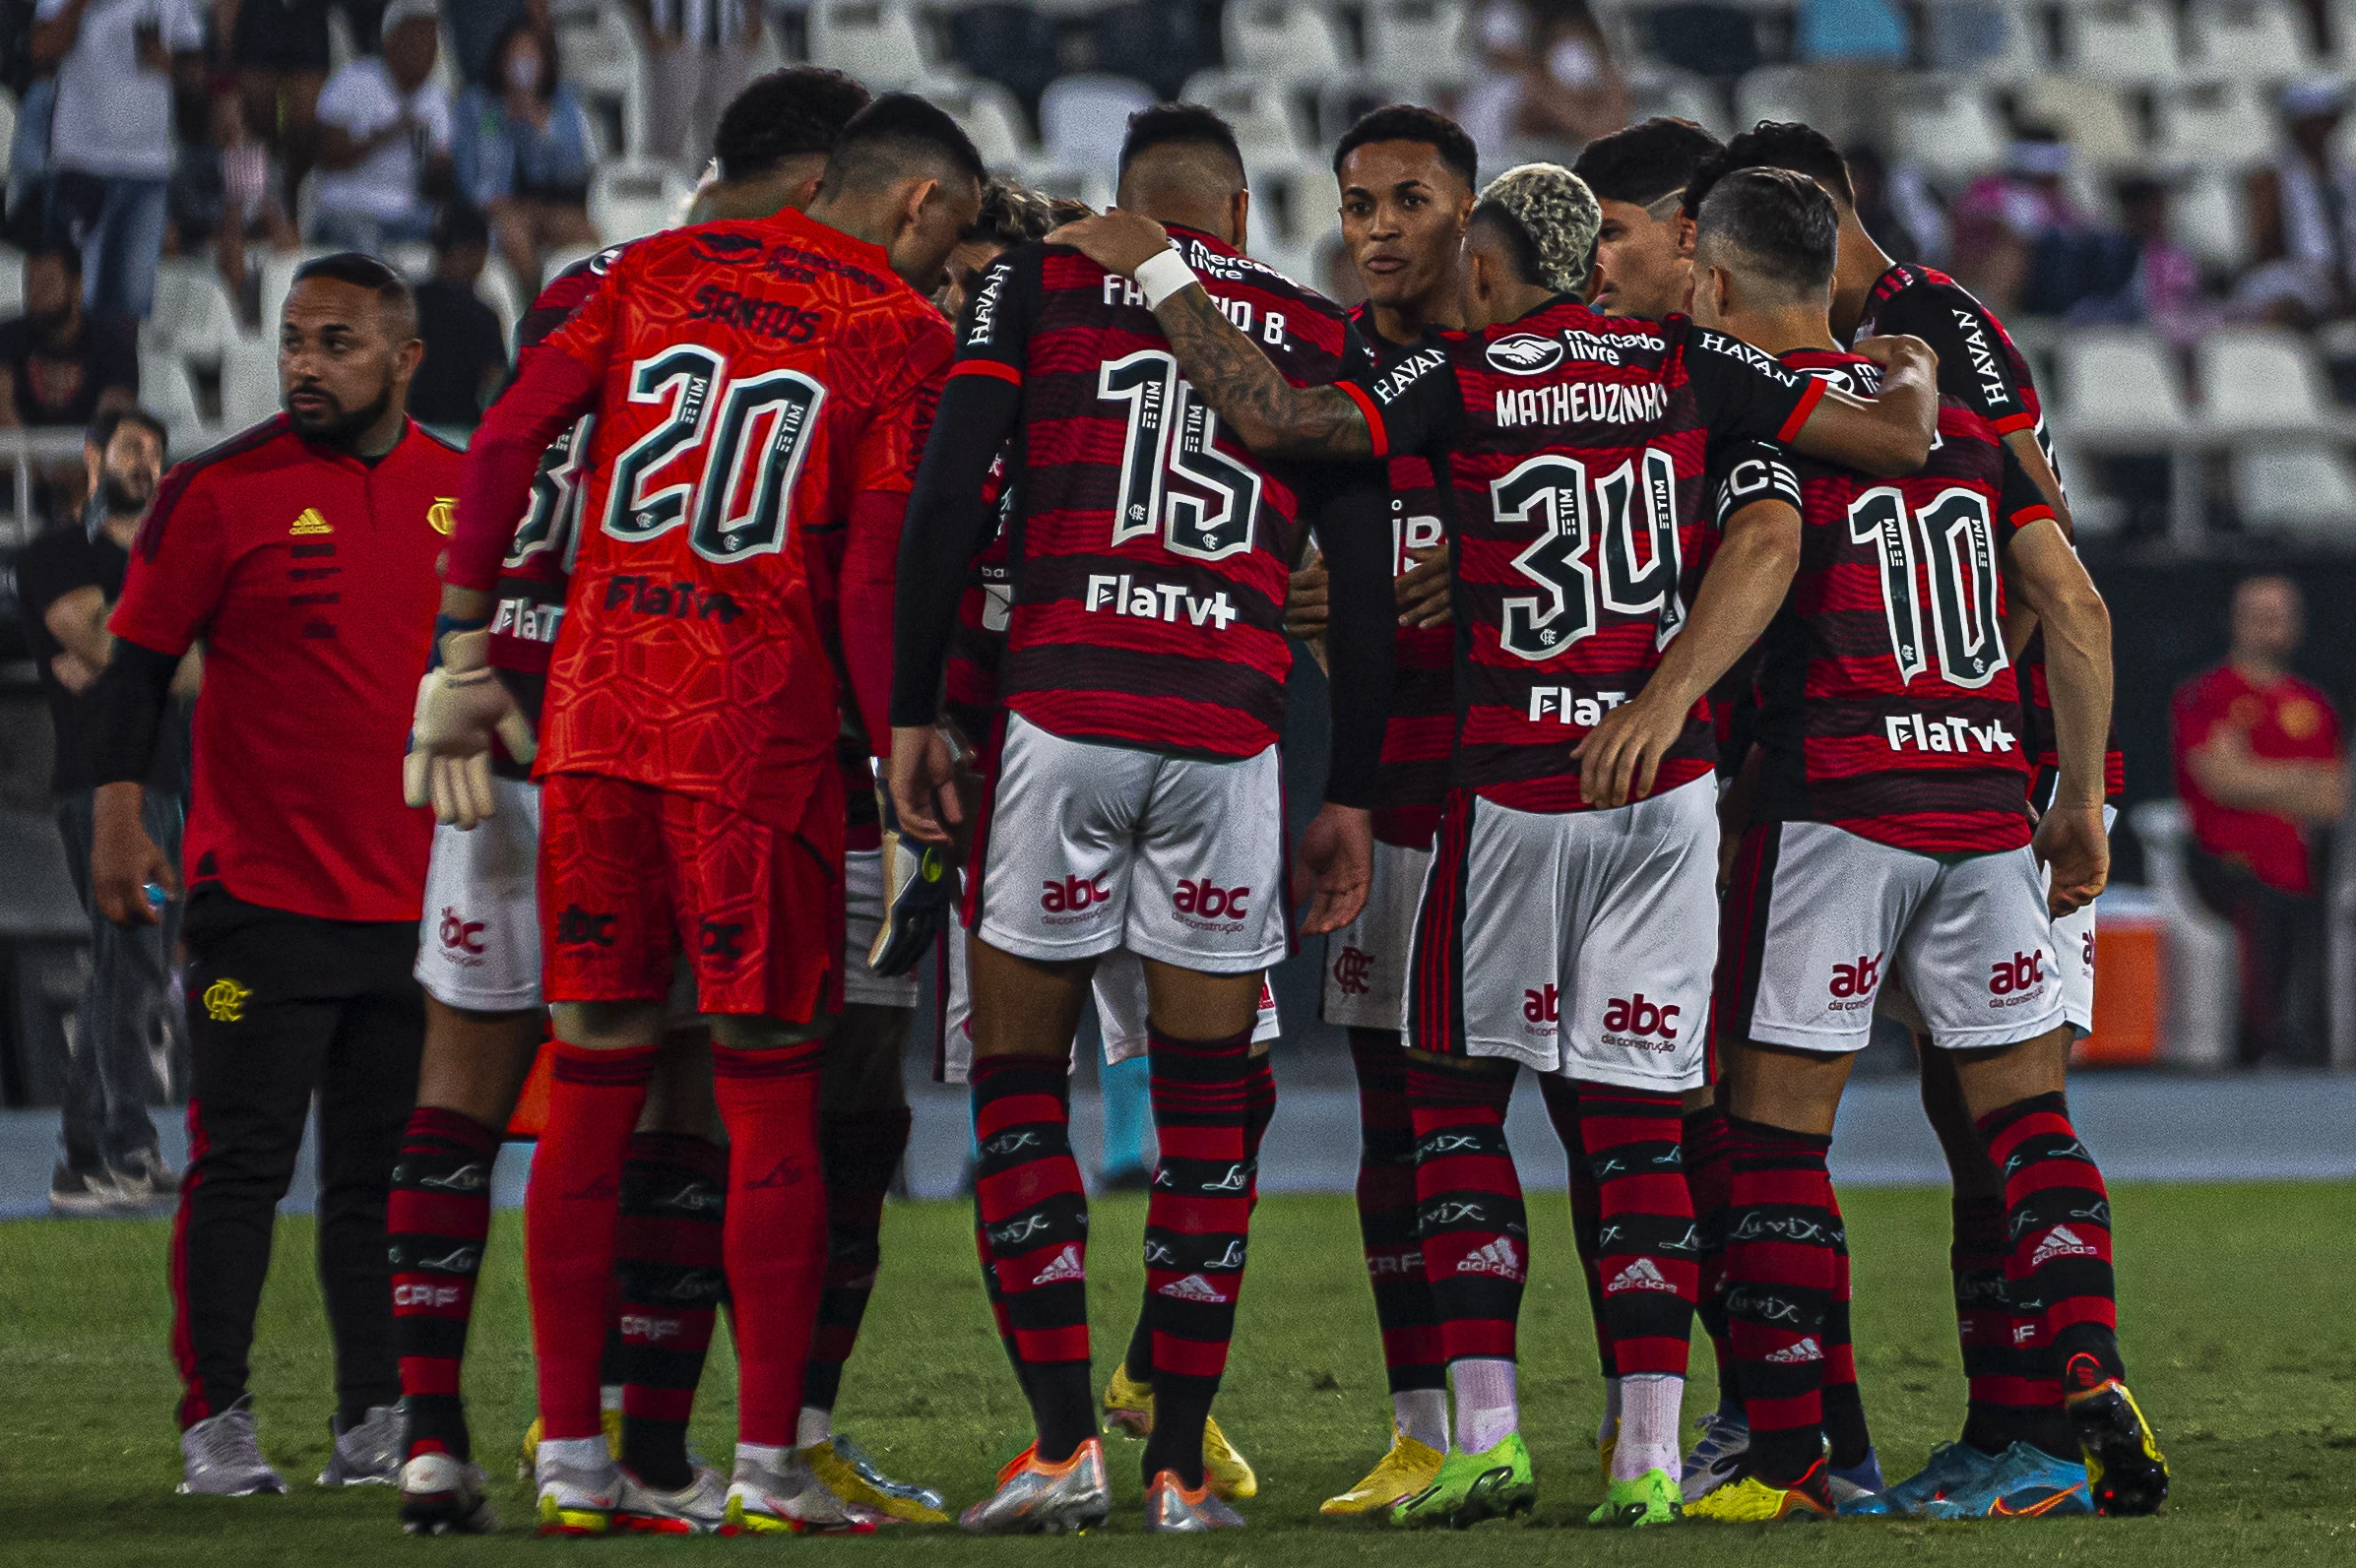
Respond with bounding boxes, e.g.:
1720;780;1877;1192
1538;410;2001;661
2171;575;2347;1066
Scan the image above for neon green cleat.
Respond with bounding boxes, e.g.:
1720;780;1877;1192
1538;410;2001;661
1387;1433;1536;1530
1589;1466;1682;1528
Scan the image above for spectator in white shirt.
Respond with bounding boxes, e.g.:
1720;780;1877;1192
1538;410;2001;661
33;0;206;319
634;0;765;176
309;0;452;254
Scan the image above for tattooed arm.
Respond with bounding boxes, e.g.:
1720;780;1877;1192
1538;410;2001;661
1048;211;1374;459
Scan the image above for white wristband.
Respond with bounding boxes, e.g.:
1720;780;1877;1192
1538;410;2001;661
1135;249;1198;309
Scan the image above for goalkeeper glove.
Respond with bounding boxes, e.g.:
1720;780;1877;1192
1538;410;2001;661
403;627;537;831
866;778;956;978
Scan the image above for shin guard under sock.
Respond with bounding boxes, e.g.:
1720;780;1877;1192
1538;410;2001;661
1138;1026;1255;1488
1980;1093;2123;1418
972;1054;1094;1461
1407;1056;1525;1391
711;1042;827;1449
391;1106;499;1461
802;1105;914;1423
526;1044;658;1440
615;1131;727;1488
1351;1031;1444;1400
1723;1117;1837;1488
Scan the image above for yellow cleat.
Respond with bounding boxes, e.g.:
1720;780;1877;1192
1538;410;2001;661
1099;1366;1258;1500
519;1407;623;1482
802;1436;951;1525
1687;1463;1834;1524
1321;1428;1444;1517
1598;1425;1618;1490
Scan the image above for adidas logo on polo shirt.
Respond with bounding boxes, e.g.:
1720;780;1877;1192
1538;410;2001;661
1031;1244;1086;1286
288;508;331;535
1606;1258;1679;1293
1157;1273;1229;1303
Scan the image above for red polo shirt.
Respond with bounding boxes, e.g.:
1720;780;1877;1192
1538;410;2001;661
2171;662;2343;895
111;415;462;922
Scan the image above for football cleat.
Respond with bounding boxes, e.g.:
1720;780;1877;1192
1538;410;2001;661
1589;1467;1682;1528
1387;1433;1536;1530
178;1396;287;1496
1921;1443;2093;1520
399;1453;498;1535
2063;1361;2169;1516
958;1439;1113;1536
1828;1447;1888;1516
1680;1410;1749;1503
317;1403;404;1486
1687;1459;1835;1523
1146;1469;1247;1532
518;1403;622;1481
535;1447;621;1536
1321;1427;1444;1517
802;1435;950;1524
723;1449;873;1535
1099;1365;1257;1498
615;1464;731;1534
1870;1439;2004;1517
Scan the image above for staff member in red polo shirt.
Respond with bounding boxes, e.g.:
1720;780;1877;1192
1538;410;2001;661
85;253;463;1496
2172;575;2348;1066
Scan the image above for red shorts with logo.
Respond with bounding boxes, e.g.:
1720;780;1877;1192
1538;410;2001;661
538;768;844;1021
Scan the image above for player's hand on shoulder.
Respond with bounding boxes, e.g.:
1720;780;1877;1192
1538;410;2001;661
1852;332;1936;376
1571;690;1687;809
1295;803;1372;935
1044;209;1172;278
1395;544;1451;628
2033;804;2110;916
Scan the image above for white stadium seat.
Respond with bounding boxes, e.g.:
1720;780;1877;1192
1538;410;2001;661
1039;74;1156;179
590;157;693;245
1221;0;1352;87
555;3;650;157
2063;0;2182;86
1180;70;1314;162
2172;169;2256;273
1887;78;2007;182
2183;0;2314;81
809;1;939;92
2018;75;2145;168
2152;83;2276;169
1363;0;1472;95
2234;442;2356;538
0;246;22;318
143;260;237;368
220;335;282;433
2054;328;2191;440
2196;327;2336;433
924;77;1035;171
477;260;524;351
1624;66;1732;140
1734;65;1828;135
540;244;605;291
139;349;212;460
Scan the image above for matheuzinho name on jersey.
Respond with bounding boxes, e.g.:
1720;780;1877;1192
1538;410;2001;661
1886;713;2017;753
1495;379;1669;429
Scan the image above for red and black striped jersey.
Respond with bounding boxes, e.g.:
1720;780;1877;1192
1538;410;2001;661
947;225;1367;760
1350;302;1454;847
1340;298;1824;812
941;455;1014;743
1738;347;2050;854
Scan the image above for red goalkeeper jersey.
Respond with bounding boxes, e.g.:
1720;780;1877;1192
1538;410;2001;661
450;210;952;825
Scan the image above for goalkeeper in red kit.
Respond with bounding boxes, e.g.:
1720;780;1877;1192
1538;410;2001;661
410;94;982;1536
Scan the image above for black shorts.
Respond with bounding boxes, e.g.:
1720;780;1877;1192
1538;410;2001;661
232;0;334;74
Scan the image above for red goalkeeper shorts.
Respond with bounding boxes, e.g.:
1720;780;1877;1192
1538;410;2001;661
537;767;844;1022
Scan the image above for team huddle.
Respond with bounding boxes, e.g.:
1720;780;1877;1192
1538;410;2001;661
379;65;2169;1537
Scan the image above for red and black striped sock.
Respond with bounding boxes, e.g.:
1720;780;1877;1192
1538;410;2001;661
1535;1077;1617;1386
1138;1026;1255;1489
1580;1088;1697;1383
1979;1093;2125;1402
1243;1054;1276;1202
1723;1116;1836;1487
1352;1031;1444;1401
390;1106;498;1462
1684;1105;1740;1416
614;1132;726;1489
711;1042;827;1450
526;1043;658;1441
1953;1190;2045;1453
802;1106;914;1426
1407;1056;1525;1368
1820;1183;1872;1470
972;1054;1095;1462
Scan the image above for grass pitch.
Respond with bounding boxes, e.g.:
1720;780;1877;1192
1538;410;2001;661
3;1183;2353;1565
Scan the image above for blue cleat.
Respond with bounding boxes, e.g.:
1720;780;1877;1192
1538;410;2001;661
1873;1441;2005;1517
1921;1443;2092;1520
1827;1447;1885;1515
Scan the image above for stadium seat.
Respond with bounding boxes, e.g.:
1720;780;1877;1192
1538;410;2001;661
143;260;236;369
477;260;525;350
0;246;24;318
945;4;1067;106
1221;0;1350;88
2183;0;2314;81
810;0;940;92
2234;440;2356;537
138;348;212;459
1624;65;1733;139
220;335;281;432
2127;799;2239;1069
1886;77;2006;181
926;76;1036;170
1363;0;1472;96
2061;0;2182;86
2196;326;2336;433
0;91;16;175
2171;169;2256;273
1734;65;1833;137
590;157;692;244
2053;328;2191;439
384;240;435;281
1240;150;1336;283
1039;72;1156;179
2018;75;2145;168
2153;82;2275;169
555;3;651;157
1180;70;1313;162
260;248;337;344
540;244;605;291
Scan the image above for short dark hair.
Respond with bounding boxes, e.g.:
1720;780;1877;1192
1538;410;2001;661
964;179;1062;247
1685;120;1855;218
290;251;419;337
1469;203;1545;288
715;67;872;181
1694;166;1838;298
819;92;987;196
1333;104;1479;192
27;244;81;279
1117;102;1245;185
1573;117;1723;209
88;406;167;459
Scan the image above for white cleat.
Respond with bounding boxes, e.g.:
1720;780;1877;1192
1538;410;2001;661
615;1464;730;1534
399;1453;498;1535
958;1439;1113;1536
535;1443;621;1536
